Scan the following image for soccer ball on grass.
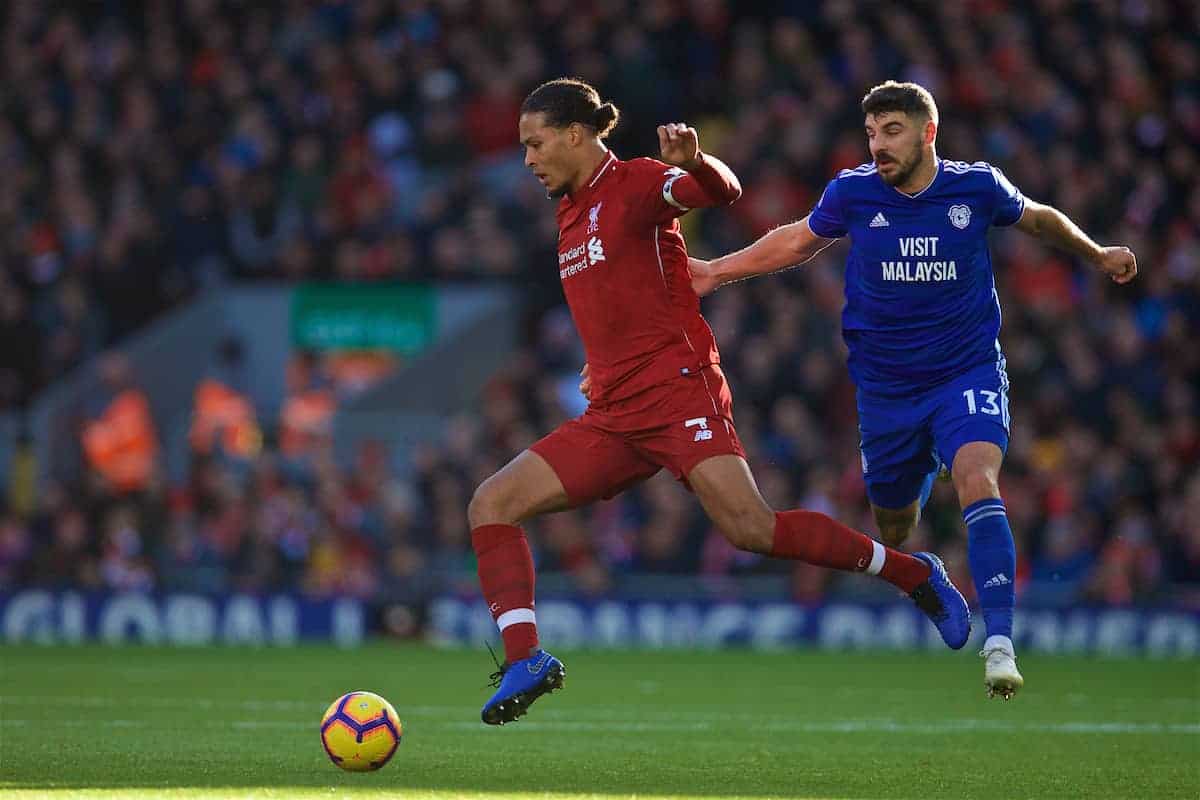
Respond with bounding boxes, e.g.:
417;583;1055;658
319;691;402;771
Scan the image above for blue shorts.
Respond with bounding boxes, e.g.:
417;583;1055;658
857;358;1010;510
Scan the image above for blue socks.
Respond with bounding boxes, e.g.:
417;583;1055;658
963;498;1015;639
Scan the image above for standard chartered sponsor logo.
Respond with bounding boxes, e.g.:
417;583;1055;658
558;244;586;264
559;237;606;280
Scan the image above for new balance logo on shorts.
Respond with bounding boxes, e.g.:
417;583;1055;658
983;572;1011;588
685;417;712;442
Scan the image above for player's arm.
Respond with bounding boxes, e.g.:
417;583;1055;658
689;215;837;296
657;123;741;208
1013;199;1137;284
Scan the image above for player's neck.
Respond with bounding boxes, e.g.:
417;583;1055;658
568;144;612;197
895;151;938;196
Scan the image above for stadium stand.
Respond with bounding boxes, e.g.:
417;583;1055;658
0;1;1196;622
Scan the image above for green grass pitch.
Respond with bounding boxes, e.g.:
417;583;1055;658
1;643;1196;799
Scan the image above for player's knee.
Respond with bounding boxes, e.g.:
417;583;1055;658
877;519;915;548
872;504;918;548
467;478;516;528
954;467;1000;506
717;505;775;554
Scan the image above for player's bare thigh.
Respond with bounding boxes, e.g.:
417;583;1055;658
687;454;777;554
870;501;921;548
468;450;570;527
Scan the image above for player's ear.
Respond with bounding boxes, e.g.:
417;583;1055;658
924;119;937;145
567;122;584;147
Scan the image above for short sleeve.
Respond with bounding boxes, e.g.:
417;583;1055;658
808;178;848;239
990;166;1025;227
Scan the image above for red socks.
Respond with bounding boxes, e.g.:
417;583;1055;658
770;510;930;594
473;513;930;662
472;524;538;663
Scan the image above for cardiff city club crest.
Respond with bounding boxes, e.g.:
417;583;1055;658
948;204;971;229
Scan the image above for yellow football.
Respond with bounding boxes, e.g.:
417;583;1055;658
319;691;402;772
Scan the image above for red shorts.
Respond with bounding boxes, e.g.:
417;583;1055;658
530;365;745;507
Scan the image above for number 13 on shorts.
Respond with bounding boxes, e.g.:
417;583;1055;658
962;388;1002;416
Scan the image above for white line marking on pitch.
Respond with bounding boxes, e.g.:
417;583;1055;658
9;695;1197;723
3;718;1195;735
439;720;1200;735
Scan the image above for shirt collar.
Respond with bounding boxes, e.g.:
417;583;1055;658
891;157;942;199
567;151;617;204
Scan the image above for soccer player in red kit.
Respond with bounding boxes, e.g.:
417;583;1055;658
471;78;971;725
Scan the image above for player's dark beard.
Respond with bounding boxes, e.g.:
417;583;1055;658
878;145;925;187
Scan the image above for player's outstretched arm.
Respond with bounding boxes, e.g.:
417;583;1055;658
688;215;837;296
657;123;741;207
1014;199;1137;284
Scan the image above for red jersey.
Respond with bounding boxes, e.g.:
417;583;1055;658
554;152;741;416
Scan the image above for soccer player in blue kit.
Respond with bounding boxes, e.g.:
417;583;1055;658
688;81;1137;699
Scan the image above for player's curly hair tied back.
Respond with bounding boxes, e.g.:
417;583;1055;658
522;78;620;139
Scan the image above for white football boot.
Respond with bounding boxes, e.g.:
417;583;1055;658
981;635;1024;700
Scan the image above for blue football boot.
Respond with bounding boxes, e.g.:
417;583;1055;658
910;552;971;649
482;649;565;725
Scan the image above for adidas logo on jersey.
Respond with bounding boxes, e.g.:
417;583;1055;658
983;573;1011;589
869;212;889;228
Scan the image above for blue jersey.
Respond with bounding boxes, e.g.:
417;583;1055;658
808;158;1025;396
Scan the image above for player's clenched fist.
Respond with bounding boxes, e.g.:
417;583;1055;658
1096;246;1137;284
658;123;700;169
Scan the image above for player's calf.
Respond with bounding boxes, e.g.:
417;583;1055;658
469;450;572;688
952;444;1017;657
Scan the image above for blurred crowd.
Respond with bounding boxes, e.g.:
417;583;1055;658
1;1;1198;616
